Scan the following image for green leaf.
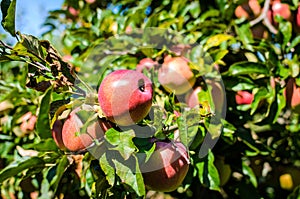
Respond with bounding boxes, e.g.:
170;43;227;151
0;156;45;183
242;160;257;188
234;23;253;50
196;150;220;191
177;109;201;148
50;155;70;193
286;35;300;53
105;128;137;160
100;153;115;186
1;0;16;36
23;138;58;151
278;20;292;49
113;156;145;196
228;62;269;76
13;33;47;63
36;86;53;139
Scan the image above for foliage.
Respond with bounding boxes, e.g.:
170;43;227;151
1;0;300;198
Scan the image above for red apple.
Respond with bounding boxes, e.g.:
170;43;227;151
68;7;80;17
295;7;300;33
52;120;66;150
297;7;300;27
140;141;190;192
19;112;37;133
272;1;291;21
285;78;300;113
158;56;196;95
85;0;96;4
98;70;153;126
136;58;156;73
235;0;261;19
235;90;254;105
60;108;109;152
268;1;292;25
186;80;226;115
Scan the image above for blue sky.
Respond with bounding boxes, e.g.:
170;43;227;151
1;0;64;37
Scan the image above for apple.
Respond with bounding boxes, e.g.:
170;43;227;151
235;90;254;105
268;1;292;25
185;80;226;115
158;56;196;95
235;0;261;19
136;58;156;73
285;78;300;113
296;7;300;27
169;44;191;56
59;108;111;152
85;0;96;4
52;120;66;150
68;7;80;17
19;112;37;133
140;141;190;192
98;69;153;126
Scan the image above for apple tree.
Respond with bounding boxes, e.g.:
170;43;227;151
1;0;300;198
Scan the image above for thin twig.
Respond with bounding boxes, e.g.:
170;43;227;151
263;17;278;34
0;40;13;50
250;0;271;26
249;0;278;34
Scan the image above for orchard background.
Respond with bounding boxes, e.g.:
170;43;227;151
1;0;300;198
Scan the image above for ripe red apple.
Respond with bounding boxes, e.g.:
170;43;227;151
52;120;66;150
58;108;111;152
158;56;196;95
235;0;261;19
140;141;190;192
68;7;80;17
185;80;226;115
235;90;254;105
296;7;300;27
136;58;156;73
98;70;153;126
19;112;37;133
268;1;292;25
285;78;300;113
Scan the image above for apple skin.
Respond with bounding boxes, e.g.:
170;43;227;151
235;0;261;19
52;120;67;150
19;112;37;133
136;58;156;73
98;70;153;126
140;141;190;192
235;90;254;105
158;56;196;95
268;1;292;25
285;78;300;113
296;7;300;27
185;80;226;115
57;108;112;152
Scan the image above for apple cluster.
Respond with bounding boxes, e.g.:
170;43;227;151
235;0;300;38
51;54;219;192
